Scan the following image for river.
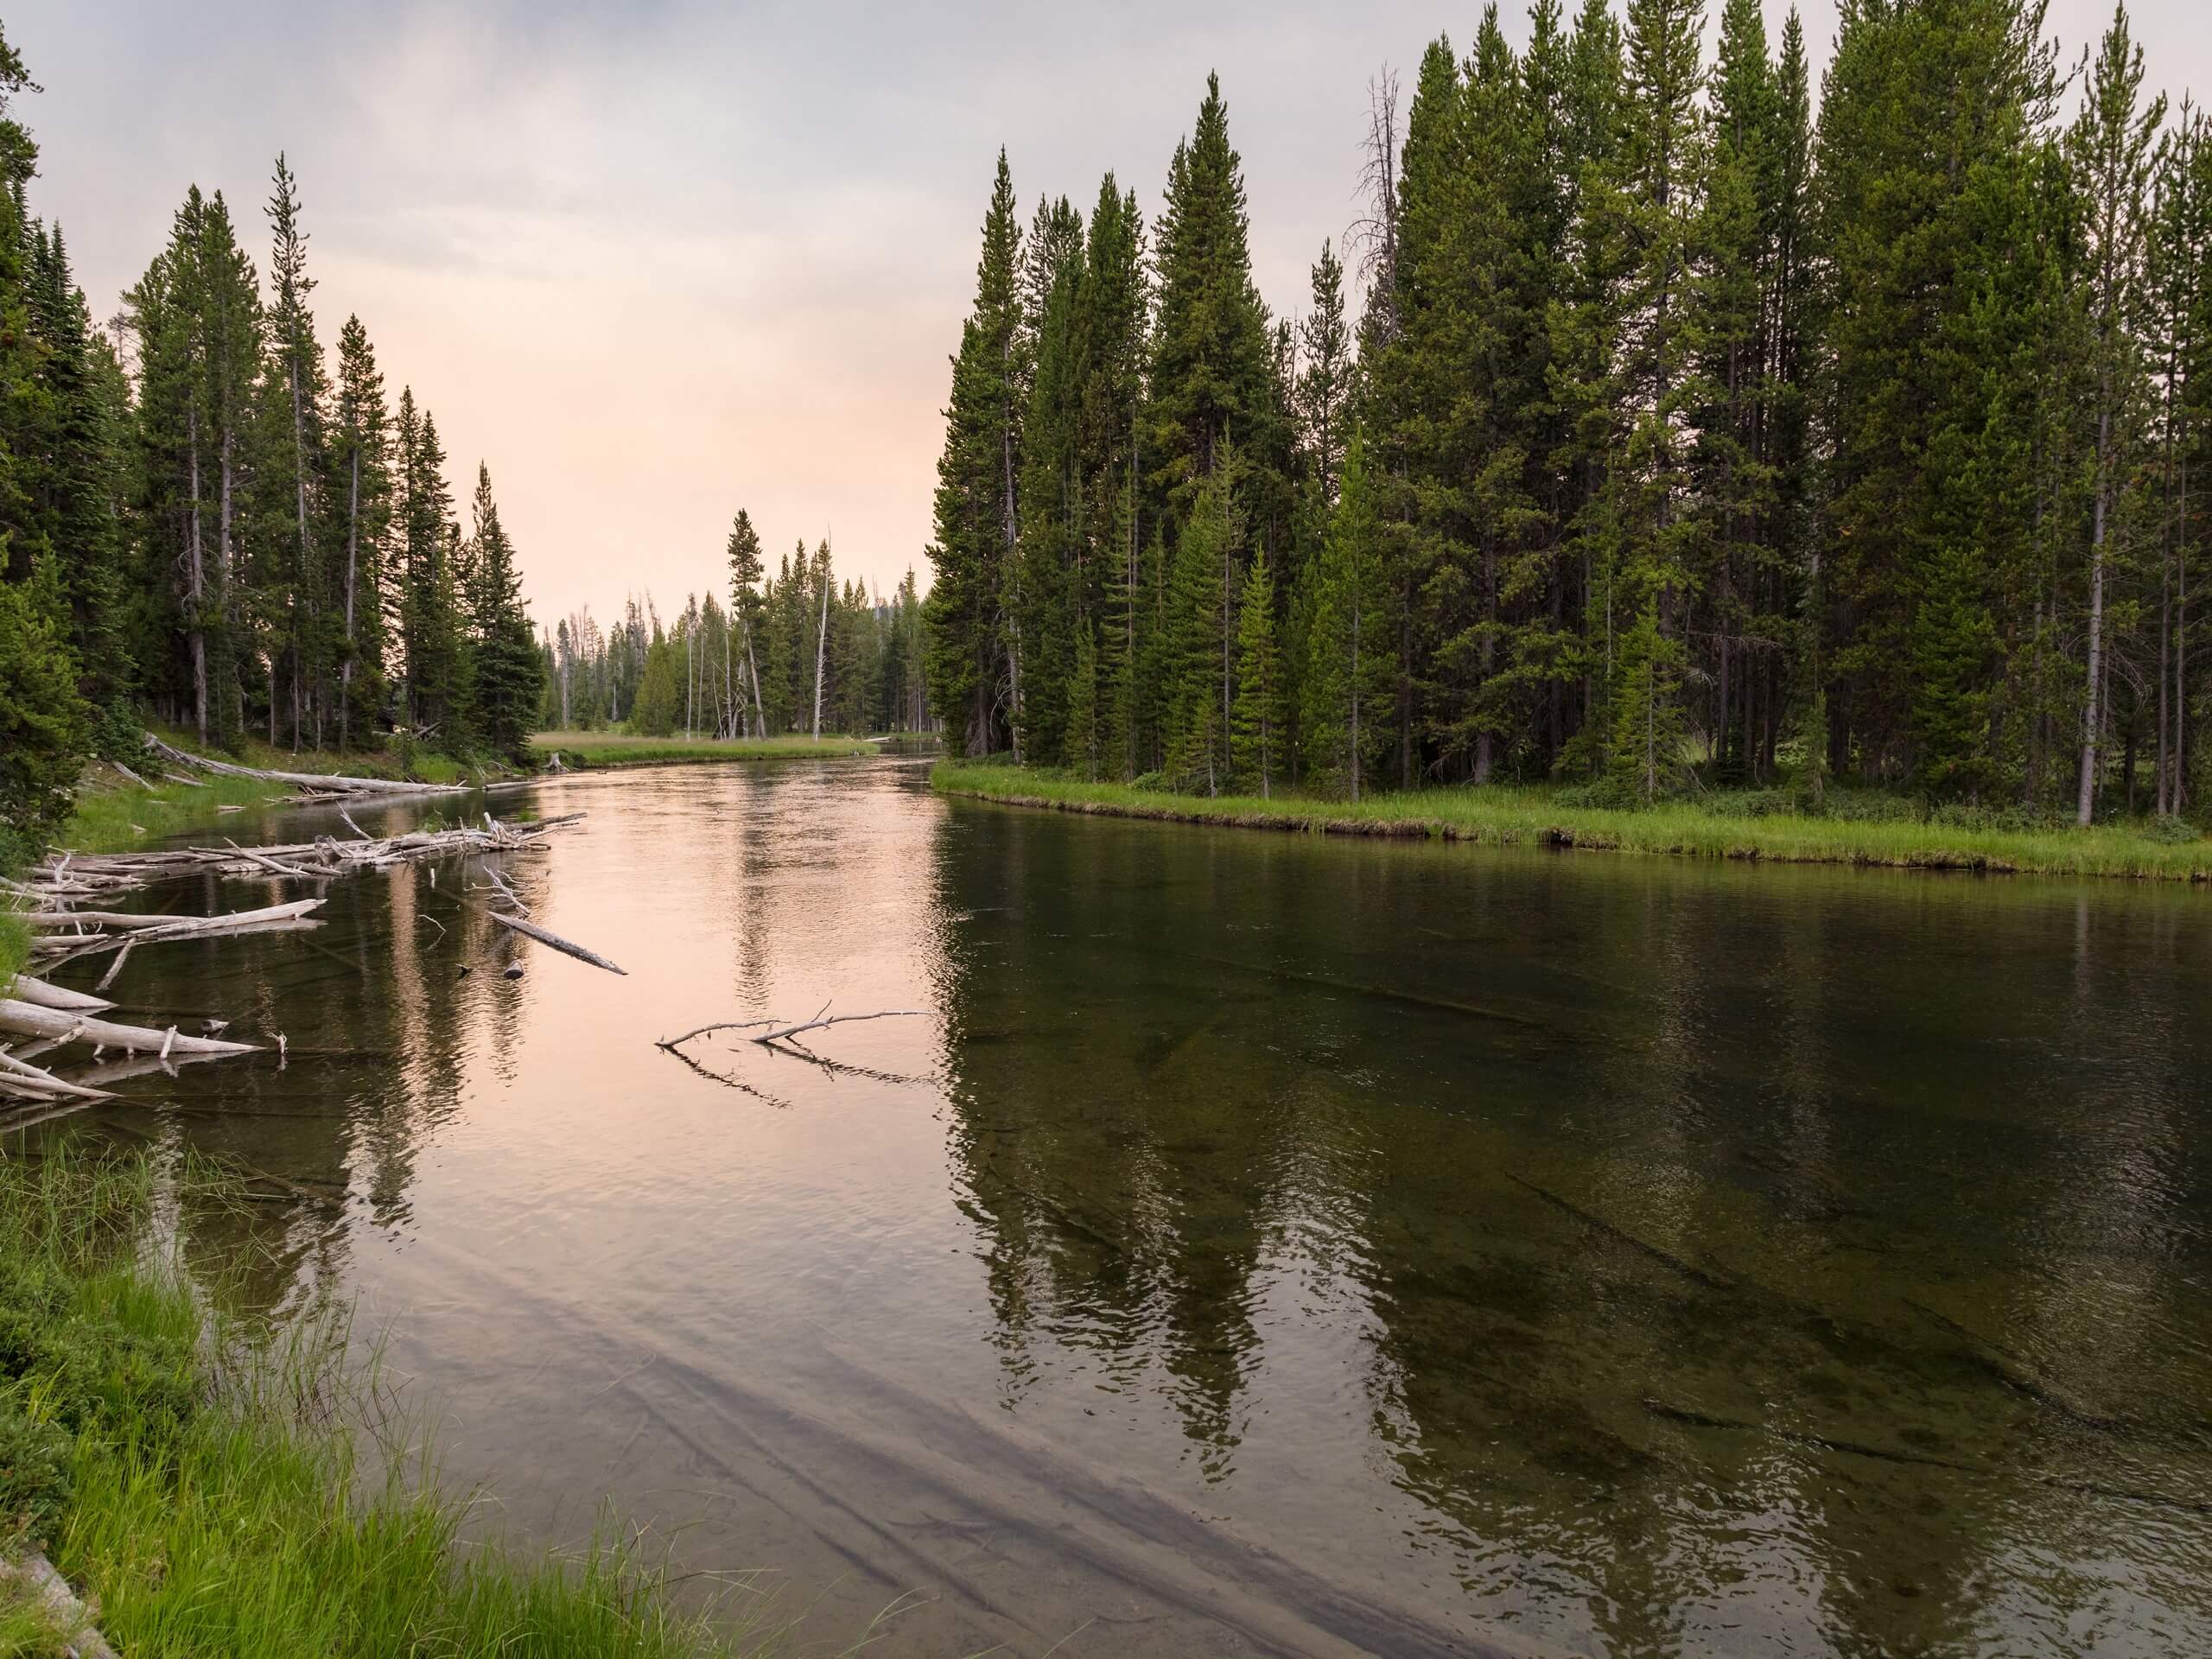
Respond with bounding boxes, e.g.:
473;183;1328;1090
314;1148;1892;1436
40;756;2212;1657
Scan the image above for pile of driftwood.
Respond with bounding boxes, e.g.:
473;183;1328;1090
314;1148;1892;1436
3;800;592;1127
9;812;582;908
1;973;261;1123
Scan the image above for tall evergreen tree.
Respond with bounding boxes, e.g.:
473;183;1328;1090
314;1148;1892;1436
924;152;1023;754
463;461;541;760
331;315;391;747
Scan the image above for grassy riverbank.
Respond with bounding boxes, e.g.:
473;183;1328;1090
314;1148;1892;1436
1;728;498;983
533;731;879;768
931;761;2212;882
56;728;505;858
0;1147;789;1658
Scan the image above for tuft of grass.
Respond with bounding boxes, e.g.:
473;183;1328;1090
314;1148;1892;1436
931;761;2212;883
534;731;878;768
0;1147;808;1658
0;911;25;994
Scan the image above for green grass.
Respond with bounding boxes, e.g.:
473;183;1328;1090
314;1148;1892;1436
534;731;879;768
0;912;24;995
931;761;2212;882
50;725;501;859
0;1147;815;1658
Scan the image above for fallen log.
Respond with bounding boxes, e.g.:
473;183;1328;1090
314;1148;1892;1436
13;817;583;903
144;734;466;798
486;911;626;976
0;1049;113;1101
0;999;260;1057
3;974;116;1014
24;899;325;934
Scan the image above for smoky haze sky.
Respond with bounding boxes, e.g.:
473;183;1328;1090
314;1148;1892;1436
15;0;2212;626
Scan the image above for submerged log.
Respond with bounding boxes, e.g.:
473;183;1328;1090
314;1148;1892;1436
487;911;626;976
0;999;260;1057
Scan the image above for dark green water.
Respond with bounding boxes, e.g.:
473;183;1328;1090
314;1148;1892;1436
28;759;2212;1656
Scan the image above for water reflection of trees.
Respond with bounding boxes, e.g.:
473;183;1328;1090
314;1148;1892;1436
929;805;2212;1656
77;843;525;1321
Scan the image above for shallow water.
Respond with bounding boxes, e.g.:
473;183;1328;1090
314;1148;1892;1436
35;758;2212;1657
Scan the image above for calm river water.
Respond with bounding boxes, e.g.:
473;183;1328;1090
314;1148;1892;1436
37;757;2212;1657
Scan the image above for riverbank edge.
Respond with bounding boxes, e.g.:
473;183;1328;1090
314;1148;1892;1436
930;763;2212;882
0;1148;779;1659
532;734;880;771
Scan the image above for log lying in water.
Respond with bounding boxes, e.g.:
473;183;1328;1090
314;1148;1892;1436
486;911;626;976
0;998;261;1057
11;814;584;904
4;974;116;1014
23;899;325;934
0;1048;114;1102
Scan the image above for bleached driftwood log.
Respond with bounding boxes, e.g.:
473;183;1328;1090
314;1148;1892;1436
486;911;626;976
4;974;116;1014
0;1048;114;1101
11;814;583;906
0;999;260;1057
144;734;467;798
23;899;325;933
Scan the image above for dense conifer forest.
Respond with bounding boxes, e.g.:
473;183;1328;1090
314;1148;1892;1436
922;0;2212;825
541;524;929;740
0;22;540;844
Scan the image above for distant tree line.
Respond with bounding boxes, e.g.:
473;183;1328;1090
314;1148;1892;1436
924;0;2212;823
0;23;539;840
541;521;928;739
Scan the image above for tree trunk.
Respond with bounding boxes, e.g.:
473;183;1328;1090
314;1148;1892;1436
341;446;360;750
187;407;208;744
2078;403;2112;827
812;571;830;740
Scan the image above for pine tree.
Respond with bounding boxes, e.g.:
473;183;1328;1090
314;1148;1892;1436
1296;239;1352;505
463;462;541;760
924;153;1023;754
1305;435;1395;798
2069;5;2164;822
24;226;130;712
257;153;331;748
331;315;392;747
726;508;768;737
1165;464;1236;791
397;393;464;745
1065;620;1100;780
1230;543;1283;794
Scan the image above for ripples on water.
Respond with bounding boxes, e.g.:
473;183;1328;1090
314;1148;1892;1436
38;759;2212;1658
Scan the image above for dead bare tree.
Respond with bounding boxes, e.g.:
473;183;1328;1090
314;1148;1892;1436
1351;67;1403;351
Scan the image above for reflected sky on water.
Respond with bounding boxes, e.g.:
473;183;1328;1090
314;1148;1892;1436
33;758;2212;1658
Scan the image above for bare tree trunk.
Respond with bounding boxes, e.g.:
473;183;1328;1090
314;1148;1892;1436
2078;402;2112;827
811;569;830;741
745;626;766;739
187;408;208;744
340;447;360;750
290;357;314;749
1351;589;1362;805
2180;433;2191;813
219;420;247;746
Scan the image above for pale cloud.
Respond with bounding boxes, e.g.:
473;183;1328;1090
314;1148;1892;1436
13;0;2211;623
